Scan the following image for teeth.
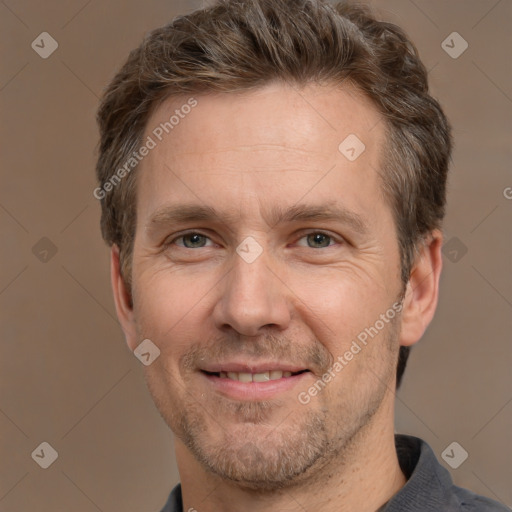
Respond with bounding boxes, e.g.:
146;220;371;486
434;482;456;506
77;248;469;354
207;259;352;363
238;372;252;383
218;370;297;382
253;372;270;382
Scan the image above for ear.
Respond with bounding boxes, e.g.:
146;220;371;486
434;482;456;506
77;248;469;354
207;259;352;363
399;230;443;347
110;244;138;351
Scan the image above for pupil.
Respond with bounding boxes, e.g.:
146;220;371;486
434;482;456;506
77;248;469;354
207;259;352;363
310;233;329;247
186;234;204;247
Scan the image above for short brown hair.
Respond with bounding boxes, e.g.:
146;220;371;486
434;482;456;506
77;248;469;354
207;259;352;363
95;0;452;388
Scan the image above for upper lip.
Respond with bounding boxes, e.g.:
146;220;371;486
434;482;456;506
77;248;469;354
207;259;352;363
200;362;309;373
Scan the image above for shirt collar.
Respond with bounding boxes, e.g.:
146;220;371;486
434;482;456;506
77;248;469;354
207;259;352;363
378;434;457;511
161;435;457;512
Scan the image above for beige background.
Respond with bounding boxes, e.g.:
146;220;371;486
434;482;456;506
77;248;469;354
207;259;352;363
1;0;511;510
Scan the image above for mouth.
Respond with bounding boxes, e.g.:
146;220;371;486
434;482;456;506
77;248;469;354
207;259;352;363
199;367;311;400
201;369;310;382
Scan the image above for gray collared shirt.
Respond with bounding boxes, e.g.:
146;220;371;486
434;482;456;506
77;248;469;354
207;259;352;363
159;434;508;511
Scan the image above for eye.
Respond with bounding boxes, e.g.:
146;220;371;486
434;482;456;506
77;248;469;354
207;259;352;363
168;232;213;249
296;232;339;249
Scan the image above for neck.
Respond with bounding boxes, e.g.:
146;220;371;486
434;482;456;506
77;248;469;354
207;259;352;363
176;397;405;512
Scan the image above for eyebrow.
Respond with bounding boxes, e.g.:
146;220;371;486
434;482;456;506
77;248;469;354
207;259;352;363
145;201;369;236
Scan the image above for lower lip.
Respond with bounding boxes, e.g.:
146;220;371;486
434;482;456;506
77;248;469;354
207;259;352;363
200;371;311;400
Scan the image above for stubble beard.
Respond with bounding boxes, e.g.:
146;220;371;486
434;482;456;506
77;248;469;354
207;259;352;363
144;318;400;493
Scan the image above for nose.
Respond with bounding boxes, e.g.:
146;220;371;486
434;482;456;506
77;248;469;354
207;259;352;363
212;245;291;337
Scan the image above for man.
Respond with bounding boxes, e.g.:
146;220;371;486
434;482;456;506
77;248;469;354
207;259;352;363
94;0;507;510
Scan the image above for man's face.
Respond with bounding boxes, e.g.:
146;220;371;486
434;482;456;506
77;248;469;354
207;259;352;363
128;82;404;489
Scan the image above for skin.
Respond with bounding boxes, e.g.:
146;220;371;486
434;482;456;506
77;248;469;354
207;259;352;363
111;81;443;512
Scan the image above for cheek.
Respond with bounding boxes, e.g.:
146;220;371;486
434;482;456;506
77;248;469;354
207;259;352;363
289;268;393;347
133;269;213;358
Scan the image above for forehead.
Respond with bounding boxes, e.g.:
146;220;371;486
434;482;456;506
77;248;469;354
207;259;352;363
144;81;383;155
136;81;388;228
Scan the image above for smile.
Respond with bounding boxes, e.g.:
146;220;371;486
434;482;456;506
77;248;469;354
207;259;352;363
199;368;311;400
202;369;309;382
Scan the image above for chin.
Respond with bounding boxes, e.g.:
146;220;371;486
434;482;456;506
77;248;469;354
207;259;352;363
176;406;333;491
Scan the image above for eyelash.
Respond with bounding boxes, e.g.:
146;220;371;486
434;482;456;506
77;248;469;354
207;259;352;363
164;230;343;250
